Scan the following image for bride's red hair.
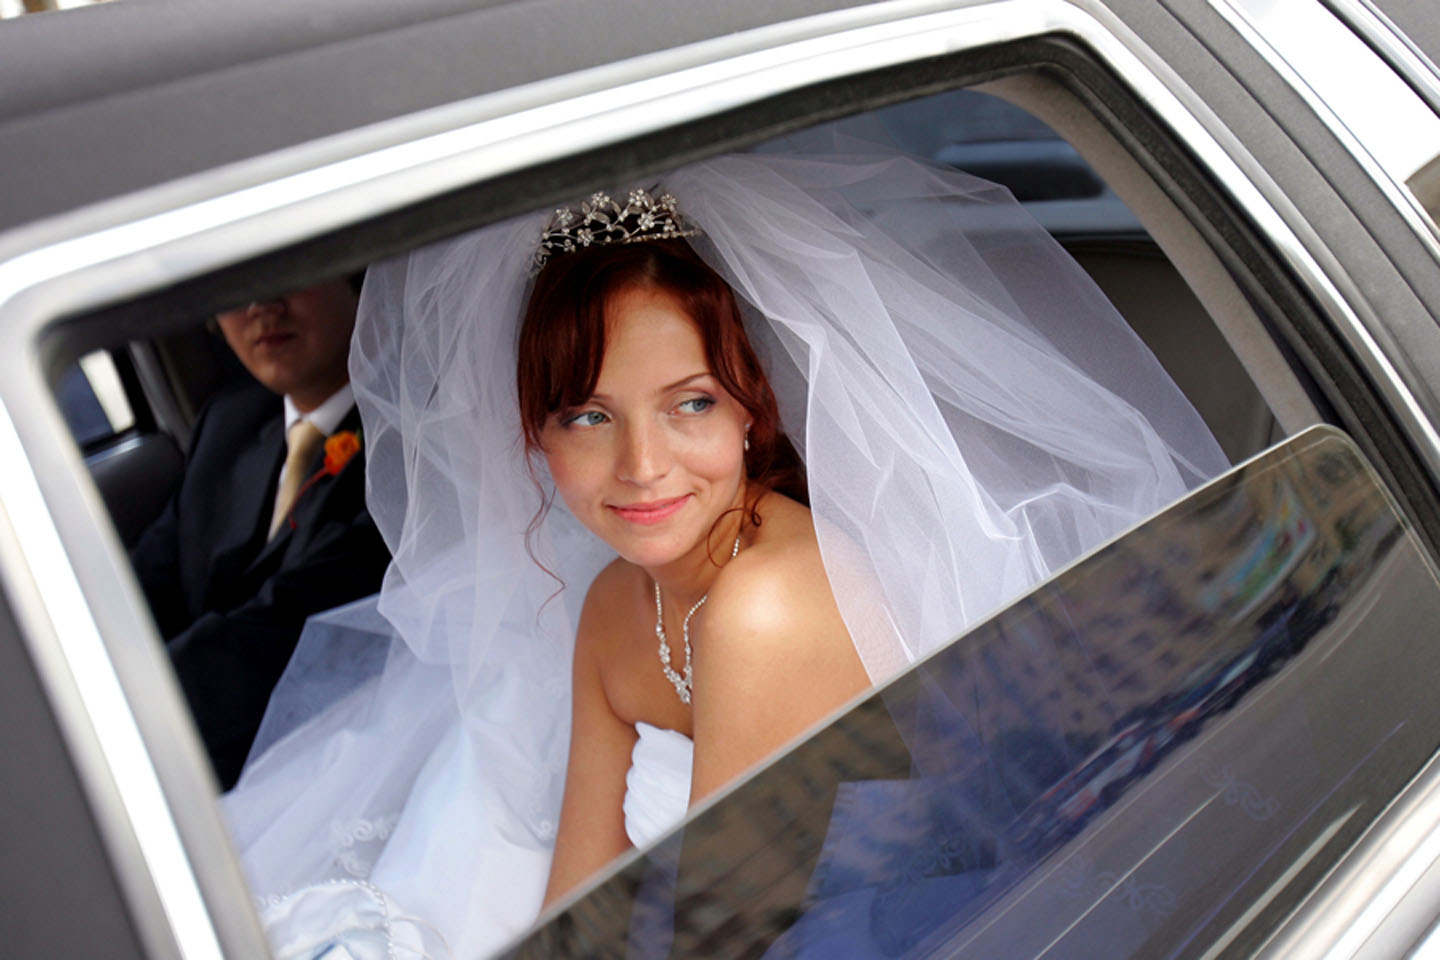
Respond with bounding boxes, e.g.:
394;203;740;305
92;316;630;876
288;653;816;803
517;238;805;525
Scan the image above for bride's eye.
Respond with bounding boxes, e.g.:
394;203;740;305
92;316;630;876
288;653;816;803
562;409;609;428
674;396;715;415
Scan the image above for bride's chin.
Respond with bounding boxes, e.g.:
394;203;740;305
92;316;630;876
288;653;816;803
605;529;700;570
614;541;686;570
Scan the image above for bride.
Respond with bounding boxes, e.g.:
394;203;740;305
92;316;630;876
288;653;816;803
224;146;1227;958
518;220;870;902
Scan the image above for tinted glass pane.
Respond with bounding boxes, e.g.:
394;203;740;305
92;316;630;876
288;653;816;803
56;363;112;447
512;427;1439;958
758;89;1143;240
57;351;134;447
77;350;134;434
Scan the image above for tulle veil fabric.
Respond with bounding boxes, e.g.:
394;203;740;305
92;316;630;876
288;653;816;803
223;147;1227;958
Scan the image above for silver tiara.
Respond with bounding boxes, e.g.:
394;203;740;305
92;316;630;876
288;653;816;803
531;188;698;274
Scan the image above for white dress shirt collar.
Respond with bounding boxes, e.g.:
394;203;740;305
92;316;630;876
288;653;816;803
283;383;355;437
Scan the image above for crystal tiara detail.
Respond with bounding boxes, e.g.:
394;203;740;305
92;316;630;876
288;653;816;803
531;188;698;274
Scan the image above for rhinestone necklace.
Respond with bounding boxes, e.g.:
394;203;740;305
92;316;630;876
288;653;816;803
655;532;743;705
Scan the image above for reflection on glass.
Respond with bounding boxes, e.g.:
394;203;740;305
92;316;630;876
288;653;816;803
57;350;134;446
512;427;1435;959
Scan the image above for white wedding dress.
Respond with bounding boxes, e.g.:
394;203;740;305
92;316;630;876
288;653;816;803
253;725;692;960
624;723;695;850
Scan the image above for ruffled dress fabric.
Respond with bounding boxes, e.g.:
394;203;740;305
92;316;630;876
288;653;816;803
257;879;446;960
624;722;695;849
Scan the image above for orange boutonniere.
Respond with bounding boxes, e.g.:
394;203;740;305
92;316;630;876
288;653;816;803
288;429;363;530
324;430;362;475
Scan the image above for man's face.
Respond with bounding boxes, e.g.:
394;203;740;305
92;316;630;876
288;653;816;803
217;280;358;411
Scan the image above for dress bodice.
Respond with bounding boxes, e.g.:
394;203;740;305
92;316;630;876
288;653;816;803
624;722;693;848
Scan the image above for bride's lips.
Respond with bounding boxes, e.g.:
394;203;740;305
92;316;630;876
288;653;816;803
609;495;691;526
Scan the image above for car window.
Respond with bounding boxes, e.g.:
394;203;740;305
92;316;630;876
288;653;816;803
98;84;1293;791
515;426;1434;957
56;350;134;448
83;77;1332;953
758;89;1144;241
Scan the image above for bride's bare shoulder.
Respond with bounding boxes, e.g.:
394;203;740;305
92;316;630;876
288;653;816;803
703;493;849;658
689;493;868;786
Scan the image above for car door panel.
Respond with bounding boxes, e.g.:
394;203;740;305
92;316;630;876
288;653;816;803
0;586;148;960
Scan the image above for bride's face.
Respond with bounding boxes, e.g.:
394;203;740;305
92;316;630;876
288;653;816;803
541;284;750;570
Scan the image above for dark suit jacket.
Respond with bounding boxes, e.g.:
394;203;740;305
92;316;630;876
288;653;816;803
130;380;390;789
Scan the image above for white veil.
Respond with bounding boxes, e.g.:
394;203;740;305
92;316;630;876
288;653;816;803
223;149;1227;958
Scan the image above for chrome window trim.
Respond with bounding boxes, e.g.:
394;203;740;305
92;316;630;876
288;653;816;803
1;0;1439;954
1322;0;1440;113
1207;0;1440;257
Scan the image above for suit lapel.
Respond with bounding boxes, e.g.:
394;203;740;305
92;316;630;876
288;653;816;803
215;413;286;572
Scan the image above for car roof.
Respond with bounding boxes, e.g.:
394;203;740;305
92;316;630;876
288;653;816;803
4;0;1435;238
0;0;872;233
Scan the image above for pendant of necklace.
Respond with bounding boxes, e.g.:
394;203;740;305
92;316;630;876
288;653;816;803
655;532;743;704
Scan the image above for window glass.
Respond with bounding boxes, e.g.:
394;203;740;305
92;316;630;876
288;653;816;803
520;427;1437;957
58;350;134;447
759;89;1144;240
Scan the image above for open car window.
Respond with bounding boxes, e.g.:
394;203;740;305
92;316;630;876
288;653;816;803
517;426;1433;958
41;65;1382;959
73;83;1303;564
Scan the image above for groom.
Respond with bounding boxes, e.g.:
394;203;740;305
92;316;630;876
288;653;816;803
129;278;390;790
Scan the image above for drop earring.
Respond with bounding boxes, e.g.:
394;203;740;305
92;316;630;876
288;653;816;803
743;423;751;452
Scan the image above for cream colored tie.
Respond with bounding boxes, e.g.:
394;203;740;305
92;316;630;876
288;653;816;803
269;420;326;539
